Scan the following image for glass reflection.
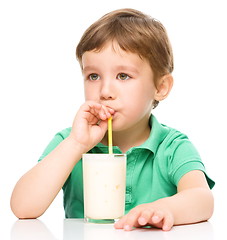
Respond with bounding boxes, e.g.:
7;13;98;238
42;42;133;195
11;219;214;240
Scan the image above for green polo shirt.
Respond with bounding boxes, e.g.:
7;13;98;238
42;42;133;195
38;115;215;218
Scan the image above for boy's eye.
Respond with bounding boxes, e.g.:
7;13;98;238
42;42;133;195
117;73;130;80
89;74;100;81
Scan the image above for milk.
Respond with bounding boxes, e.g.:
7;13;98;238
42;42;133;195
83;154;126;222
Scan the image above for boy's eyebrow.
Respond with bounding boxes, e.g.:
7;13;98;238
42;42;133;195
115;65;139;74
83;66;99;74
83;65;140;74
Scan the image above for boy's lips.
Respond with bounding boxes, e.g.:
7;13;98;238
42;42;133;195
105;105;117;116
112;111;117;117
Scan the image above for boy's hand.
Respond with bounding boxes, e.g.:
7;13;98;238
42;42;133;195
114;201;174;231
68;101;114;152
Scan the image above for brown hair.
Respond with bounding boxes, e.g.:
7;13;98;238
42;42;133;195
76;8;174;108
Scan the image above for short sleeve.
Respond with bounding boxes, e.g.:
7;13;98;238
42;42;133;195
38;127;71;162
165;131;215;189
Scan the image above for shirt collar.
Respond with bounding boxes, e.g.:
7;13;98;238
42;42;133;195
95;114;170;155
135;114;170;154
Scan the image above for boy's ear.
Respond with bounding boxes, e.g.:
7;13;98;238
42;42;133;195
154;74;173;102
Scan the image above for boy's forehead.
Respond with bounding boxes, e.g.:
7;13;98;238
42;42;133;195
82;41;148;71
83;41;126;57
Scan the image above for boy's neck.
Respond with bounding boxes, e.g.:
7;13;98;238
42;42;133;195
101;116;151;154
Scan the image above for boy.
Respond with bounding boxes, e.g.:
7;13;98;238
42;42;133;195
11;9;214;231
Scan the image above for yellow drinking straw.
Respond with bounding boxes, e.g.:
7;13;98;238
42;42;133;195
108;116;113;154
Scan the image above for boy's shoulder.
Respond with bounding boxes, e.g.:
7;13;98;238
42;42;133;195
149;115;190;152
161;124;189;146
152;116;202;171
159;123;196;158
54;127;72;139
38;127;72;162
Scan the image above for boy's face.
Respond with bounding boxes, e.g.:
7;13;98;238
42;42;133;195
82;41;156;132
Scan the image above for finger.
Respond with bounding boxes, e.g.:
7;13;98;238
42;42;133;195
162;214;174;231
84;101;102;112
101;105;115;119
101;105;111;119
93;105;110;120
152;211;164;224
87;105;106;121
122;207;142;231
138;209;155;226
83;102;103;120
84;102;114;120
106;107;115;115
114;215;127;229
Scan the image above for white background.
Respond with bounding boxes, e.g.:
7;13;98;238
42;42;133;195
1;0;226;238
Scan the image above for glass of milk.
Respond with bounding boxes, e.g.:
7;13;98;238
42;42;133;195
83;154;126;223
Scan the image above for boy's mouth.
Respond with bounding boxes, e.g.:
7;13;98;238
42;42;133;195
105;105;117;117
112;111;117;117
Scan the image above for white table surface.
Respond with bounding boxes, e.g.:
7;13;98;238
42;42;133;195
9;218;223;240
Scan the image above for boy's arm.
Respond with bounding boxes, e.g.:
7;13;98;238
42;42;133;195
114;170;214;231
10;101;114;219
10;137;85;219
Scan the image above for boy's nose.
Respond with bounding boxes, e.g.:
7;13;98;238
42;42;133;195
99;80;116;100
